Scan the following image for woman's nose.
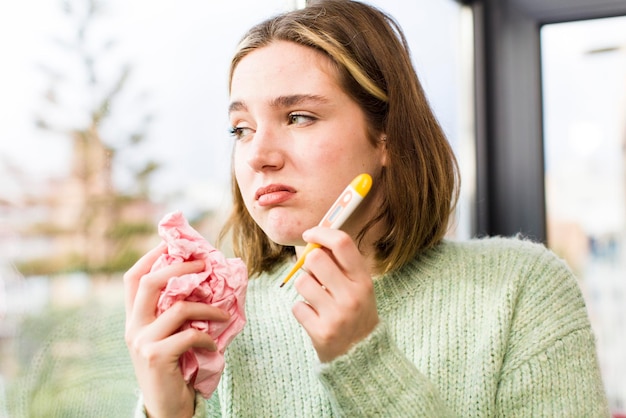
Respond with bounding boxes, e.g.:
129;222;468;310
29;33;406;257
245;126;284;172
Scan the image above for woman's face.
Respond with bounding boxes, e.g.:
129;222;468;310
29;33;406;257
229;40;386;247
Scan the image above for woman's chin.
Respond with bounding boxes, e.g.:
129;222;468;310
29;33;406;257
267;233;306;248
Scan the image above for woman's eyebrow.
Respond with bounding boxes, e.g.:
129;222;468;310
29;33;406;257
270;94;329;108
228;101;247;114
228;94;329;115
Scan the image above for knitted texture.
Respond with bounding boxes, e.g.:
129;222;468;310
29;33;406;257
10;303;138;417
135;237;610;417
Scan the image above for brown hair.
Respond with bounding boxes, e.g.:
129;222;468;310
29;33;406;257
219;0;459;277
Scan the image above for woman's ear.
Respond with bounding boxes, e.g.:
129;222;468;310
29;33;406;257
379;134;388;166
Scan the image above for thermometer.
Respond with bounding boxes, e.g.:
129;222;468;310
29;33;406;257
279;173;373;287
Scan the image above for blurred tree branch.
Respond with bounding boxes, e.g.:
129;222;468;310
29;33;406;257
23;0;163;277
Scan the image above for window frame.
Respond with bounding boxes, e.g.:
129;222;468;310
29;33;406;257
464;0;626;241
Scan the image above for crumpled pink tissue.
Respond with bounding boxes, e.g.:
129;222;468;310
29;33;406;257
150;211;248;398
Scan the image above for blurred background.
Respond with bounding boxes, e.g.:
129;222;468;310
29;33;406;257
542;15;626;415
0;0;624;416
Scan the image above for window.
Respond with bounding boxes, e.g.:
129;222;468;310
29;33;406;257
542;16;626;412
364;0;475;238
0;1;298;415
0;0;472;415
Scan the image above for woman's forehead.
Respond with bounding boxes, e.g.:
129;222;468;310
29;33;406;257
229;42;343;103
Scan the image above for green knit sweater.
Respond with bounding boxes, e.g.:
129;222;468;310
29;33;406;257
136;237;610;417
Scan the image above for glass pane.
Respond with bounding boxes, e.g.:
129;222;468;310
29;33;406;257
541;16;626;414
364;0;475;239
0;0;474;415
0;0;297;415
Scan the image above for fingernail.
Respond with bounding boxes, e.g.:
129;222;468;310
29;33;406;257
199;343;217;354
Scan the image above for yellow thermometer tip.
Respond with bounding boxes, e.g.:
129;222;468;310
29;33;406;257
350;173;373;198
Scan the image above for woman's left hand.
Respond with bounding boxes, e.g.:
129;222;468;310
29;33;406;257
292;226;380;363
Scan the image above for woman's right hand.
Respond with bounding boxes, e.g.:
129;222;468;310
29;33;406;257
124;243;231;418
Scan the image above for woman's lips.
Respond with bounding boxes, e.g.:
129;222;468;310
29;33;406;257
255;184;296;206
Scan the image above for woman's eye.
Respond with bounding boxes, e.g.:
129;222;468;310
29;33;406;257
287;113;315;125
228;126;252;140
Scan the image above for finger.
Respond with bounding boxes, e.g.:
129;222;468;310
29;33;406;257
172;328;219;353
142;301;231;343
302;245;354;302
301;233;374;304
131;259;206;327
294;272;332;309
302;227;367;280
292;299;319;331
124;242;167;319
149;327;220;362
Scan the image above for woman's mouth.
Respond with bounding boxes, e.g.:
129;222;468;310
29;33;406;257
255;184;296;206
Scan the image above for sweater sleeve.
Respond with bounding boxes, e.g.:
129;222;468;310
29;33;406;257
494;243;610;417
132;392;211;418
317;320;455;417
496;328;609;417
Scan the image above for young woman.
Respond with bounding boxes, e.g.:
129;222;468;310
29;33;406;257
125;1;609;416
